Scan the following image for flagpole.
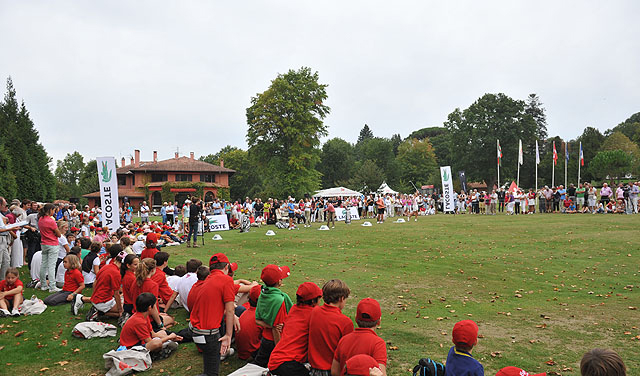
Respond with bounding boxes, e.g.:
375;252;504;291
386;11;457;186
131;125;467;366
517;160;520;188
552;141;555;188
517;139;521;188
535;140;539;213
564;142;568;188
497;139;500;188
578;142;581;186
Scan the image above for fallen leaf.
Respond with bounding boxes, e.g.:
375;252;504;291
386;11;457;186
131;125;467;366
72;348;80;353
546;360;557;366
14;331;25;337
40;368;49;372
61;340;68;346
389;346;399;351
57;361;69;366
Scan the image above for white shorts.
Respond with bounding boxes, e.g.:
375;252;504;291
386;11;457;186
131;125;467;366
93;298;116;313
577;197;585;205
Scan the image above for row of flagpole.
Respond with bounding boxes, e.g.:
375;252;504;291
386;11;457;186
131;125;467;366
496;139;584;189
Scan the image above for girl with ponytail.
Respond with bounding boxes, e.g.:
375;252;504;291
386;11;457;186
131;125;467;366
130;258;175;331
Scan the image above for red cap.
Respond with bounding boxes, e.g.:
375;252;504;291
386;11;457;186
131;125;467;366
90;226;95;230
249;284;261;303
70;227;79;232
230;262;238;272
356;298;381;322
496;366;546;376
344;354;379;376
209;253;230;266
296;282;322;301
261;264;290;285
146;233;158;243
452;320;479;346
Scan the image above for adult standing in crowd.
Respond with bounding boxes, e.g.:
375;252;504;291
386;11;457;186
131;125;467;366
0;197;19;278
630;182;639;213
587;184;598;212
599;183;612;206
140;201;150;223
186;198;202;248
38;203;62;292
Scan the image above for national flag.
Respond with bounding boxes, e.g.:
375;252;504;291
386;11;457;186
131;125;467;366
565;142;569;162
497;139;502;165
535;140;540;165
518;139;523;165
579;142;584;166
553;141;558;165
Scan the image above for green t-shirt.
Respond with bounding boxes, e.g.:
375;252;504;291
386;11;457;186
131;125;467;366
576;188;586;198
81;249;90;260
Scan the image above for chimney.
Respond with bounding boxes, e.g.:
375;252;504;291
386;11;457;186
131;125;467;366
175;152;179;159
134;150;140;167
220;159;224;168
130;156;134;166
190;152;194;160
121;157;125;167
153;151;158;163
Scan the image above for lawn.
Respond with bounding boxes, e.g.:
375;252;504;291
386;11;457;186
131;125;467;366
2;214;639;375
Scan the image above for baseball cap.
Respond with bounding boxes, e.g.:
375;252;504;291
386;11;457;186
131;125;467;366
496;366;546;376
137;234;146;241
261;264;290;285
209;253;230;266
452;319;479;346
296;282;322;301
356;298;381;322
230;262;238;272
344;354;379;376
146;233;158;243
249;284;261;303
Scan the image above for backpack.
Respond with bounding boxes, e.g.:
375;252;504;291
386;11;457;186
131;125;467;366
413;358;445;376
82;252;99;273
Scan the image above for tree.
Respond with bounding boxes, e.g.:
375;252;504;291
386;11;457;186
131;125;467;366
318;138;355;188
0;77;55;201
200;146;262;201
396;138;438;192
55;151;85;200
605;112;640;142
78;160;99;200
524;94;548;140
588;150;633;180
348;159;383;193
0;143;17;199
601;131;640;156
246;67;329;198
357;137;399;186
407;126;448;140
390;133;402;156
576;127;605;182
357;124;374;144
444;93;543;189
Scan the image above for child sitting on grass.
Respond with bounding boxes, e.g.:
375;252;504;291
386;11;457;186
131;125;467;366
332;298;387;376
130;258;175;331
0;268;23;317
237;285;263;361
120;292;182;360
44;254;85;306
445;320;483;376
580;348;626;376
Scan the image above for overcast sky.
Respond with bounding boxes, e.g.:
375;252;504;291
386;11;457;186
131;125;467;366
1;1;638;166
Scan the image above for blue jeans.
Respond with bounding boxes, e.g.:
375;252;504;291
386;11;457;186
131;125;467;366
194;331;221;376
188;221;198;243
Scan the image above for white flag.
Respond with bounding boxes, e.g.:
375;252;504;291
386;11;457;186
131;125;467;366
518;140;523;165
535;140;540;165
96;157;120;233
440;166;455;213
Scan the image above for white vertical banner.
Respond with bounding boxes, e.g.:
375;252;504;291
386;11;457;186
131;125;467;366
96;157;120;233
440;166;455;213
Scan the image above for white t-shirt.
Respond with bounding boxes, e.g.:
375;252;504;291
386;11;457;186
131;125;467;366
58;236;69;259
82;257;101;284
132;241;145;255
31;251;42;280
140;205;150;218
56;261;66;284
176;273;198;311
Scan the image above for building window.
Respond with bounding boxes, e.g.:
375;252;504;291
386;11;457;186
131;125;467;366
151;174;168;182
132;175;135;185
118;176;126;186
175;174;192;182
201;173;216;183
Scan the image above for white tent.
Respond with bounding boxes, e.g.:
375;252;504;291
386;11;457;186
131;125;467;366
313;187;363;198
377;181;398;195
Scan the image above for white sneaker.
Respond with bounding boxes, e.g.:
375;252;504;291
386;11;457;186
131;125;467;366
72;294;84;315
11;309;20;317
0;308;9;317
220;347;235;361
49;286;62;293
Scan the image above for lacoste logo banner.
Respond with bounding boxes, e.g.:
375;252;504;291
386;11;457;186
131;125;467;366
440;166;455;213
96;157;121;233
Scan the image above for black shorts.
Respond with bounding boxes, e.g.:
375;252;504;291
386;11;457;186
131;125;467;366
377;208;385;215
288;212;295;218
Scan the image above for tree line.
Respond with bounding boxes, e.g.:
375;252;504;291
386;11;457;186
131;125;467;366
1;71;638;204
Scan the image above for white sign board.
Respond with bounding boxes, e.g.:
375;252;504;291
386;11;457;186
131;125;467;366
335;207;360;221
207;215;230;231
440;166;455;213
96;157;120;233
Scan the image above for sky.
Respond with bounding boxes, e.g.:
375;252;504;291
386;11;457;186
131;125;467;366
1;1;639;166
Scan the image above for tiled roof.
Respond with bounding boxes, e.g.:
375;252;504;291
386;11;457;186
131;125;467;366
117;157;235;174
83;188;145;198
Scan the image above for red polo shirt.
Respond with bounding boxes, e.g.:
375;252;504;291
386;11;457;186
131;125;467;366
268;304;314;370
120;312;152;348
236;306;262;360
130;278;159;312
189;270;235;330
62;269;84;293
308;304;354;370
261;302;288;341
334;328;387;374
187;280;205;312
121;270;136;305
0;279;23;299
140;247;158;261
90;263;121;304
150;267;173;303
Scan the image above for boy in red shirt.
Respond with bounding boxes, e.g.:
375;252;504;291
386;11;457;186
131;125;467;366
152;251;178;311
189;253;235;376
269;282;323;376
344;354;384;376
308;279;354;376
72;248;124;321
332;298;387;376
120;292;182;360
253;264;293;367
236;284;262;360
0;268;23;317
186;265;209;312
140;233;159;260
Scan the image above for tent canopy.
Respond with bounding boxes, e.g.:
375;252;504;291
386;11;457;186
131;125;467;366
313;186;363;198
377;181;398;195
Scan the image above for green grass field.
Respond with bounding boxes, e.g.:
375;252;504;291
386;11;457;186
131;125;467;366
2;214;639;375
